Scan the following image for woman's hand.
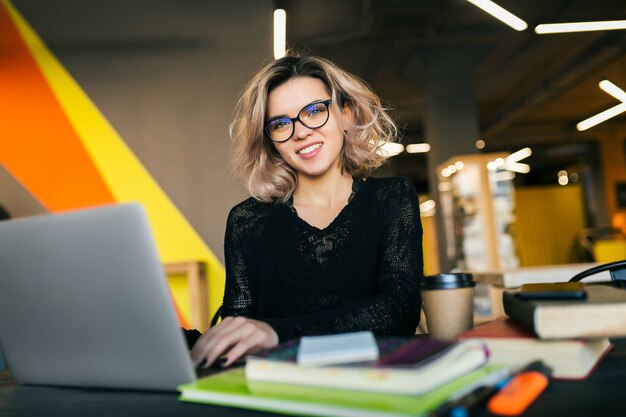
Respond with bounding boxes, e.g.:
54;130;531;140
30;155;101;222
190;316;279;368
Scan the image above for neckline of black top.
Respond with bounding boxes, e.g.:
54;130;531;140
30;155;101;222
285;177;365;232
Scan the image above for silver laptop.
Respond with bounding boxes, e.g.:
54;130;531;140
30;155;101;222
0;203;196;391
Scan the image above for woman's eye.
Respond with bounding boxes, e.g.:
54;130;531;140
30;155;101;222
270;119;290;131
304;104;325;118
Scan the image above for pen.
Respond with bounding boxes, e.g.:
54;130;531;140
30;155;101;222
428;368;511;417
487;360;553;416
445;385;500;417
446;367;511;401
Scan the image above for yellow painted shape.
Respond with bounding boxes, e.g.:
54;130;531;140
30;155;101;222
5;0;224;320
167;274;192;326
421;215;440;275
598;136;626;222
593;239;626;264
514;184;585;266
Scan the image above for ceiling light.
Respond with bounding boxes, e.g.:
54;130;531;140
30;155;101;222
273;9;286;59
475;139;486;150
465;0;528;31
419;199;436;215
379;142;404;157
599;80;626;102
506;162;530;174
505;147;532;163
577;102;626;131
405;143;431;153
576;80;626;131
536;20;626;34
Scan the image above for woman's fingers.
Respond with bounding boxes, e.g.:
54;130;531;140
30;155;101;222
222;326;268;366
190;317;247;366
189;317;278;368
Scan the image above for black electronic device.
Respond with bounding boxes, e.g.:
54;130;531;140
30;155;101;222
569;259;626;289
516;282;586;300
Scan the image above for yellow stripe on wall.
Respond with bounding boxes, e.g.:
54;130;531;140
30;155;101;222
5;0;225;324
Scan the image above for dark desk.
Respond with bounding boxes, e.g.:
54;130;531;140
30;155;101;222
1;340;625;417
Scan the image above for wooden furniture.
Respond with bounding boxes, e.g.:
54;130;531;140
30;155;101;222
163;261;208;331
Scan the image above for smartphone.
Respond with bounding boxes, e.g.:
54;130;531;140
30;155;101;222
515;282;587;300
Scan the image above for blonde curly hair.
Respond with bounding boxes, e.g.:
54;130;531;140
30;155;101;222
230;54;398;202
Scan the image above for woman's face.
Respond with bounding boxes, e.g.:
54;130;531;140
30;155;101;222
266;77;345;179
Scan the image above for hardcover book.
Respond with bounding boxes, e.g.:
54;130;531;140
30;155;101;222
245;337;488;395
472;264;606;288
459;317;612;379
503;284;626;339
179;365;506;417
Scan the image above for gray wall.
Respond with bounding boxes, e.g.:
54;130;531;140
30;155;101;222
6;0;274;261
0;165;47;218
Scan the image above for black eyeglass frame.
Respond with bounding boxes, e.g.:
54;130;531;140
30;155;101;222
264;99;333;143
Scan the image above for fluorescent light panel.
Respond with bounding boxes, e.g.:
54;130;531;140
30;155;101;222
536;20;626;34
465;0;528;31
577;102;626;131
506;147;532;163
273;9;286;59
419;199;436;213
506;162;530;174
599;80;626;102
576;80;626;131
405;143;431;153
379;142;404;157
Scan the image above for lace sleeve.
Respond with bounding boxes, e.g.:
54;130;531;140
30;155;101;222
221;200;258;318
265;178;424;341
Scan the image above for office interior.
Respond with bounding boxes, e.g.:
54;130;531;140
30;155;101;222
1;0;626;331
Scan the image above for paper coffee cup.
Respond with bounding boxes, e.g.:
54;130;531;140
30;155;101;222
421;273;475;340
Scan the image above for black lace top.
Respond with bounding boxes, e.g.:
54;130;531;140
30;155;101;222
221;176;424;342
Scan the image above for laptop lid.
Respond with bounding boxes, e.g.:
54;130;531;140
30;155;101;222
0;203;196;391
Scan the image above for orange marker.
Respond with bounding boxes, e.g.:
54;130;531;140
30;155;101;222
487;362;551;416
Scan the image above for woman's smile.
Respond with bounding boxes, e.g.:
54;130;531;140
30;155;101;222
296;142;323;159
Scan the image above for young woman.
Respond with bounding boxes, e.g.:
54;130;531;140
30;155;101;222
190;55;423;368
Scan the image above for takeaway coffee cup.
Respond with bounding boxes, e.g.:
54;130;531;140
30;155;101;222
420;273;476;340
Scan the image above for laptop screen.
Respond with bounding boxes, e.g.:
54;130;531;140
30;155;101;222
0;203;196;391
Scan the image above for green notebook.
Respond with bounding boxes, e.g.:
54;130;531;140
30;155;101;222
179;365;507;417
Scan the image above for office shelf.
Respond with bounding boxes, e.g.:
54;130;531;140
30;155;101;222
437;153;519;272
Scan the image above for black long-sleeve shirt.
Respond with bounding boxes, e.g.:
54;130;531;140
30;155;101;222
221;176;424;342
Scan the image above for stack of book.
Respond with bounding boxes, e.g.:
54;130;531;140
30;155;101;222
178;334;502;417
460;283;626;379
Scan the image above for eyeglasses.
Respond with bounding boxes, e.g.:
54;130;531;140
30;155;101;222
264;99;332;143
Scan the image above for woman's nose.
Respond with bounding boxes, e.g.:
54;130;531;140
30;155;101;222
292;121;313;140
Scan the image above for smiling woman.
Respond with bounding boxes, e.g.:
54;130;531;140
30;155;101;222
268;77;345;181
230;55;398;203
190;54;424;369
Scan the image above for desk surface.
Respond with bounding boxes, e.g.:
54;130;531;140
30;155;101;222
1;340;625;417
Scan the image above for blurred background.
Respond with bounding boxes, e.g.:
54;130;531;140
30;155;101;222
1;0;625;324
